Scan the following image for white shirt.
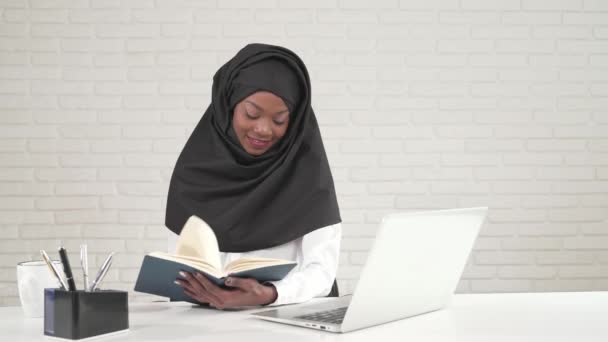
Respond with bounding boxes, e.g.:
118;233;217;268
219;223;342;306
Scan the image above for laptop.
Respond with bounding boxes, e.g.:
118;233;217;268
251;207;488;333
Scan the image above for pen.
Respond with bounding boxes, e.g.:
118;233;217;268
89;252;114;292
58;246;77;291
80;244;89;292
40;250;68;290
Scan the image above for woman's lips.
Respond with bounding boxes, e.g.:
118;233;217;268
247;136;271;149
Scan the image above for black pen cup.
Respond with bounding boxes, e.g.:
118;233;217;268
44;288;129;340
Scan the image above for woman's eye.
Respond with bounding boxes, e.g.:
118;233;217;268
246;111;285;125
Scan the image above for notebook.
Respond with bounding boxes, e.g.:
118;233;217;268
134;215;297;304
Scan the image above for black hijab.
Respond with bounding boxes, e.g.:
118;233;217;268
165;43;341;253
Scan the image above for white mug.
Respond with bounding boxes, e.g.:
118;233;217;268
17;260;63;318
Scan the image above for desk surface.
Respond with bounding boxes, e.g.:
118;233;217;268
2;291;607;341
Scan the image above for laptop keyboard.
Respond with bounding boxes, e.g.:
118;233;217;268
294;307;348;325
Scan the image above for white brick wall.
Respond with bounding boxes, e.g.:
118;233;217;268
1;1;607;305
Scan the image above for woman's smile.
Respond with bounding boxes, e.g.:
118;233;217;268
247;136;271;149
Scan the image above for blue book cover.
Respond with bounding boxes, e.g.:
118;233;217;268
133;215;297;305
134;255;297;305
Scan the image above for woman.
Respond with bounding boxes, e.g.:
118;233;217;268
165;43;341;309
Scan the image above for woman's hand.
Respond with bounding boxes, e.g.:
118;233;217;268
175;271;278;309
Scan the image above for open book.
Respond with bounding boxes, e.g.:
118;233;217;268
134;215;297;304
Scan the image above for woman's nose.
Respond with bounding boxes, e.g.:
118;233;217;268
253;122;272;136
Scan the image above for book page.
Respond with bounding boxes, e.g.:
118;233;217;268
224;257;295;274
174;215;222;271
148;251;223;278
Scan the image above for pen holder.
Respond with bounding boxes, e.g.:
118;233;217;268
44;288;129;340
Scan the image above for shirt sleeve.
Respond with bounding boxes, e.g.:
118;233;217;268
264;222;342;306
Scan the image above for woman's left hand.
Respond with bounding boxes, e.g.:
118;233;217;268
175;271;278;309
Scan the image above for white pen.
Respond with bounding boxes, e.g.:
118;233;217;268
89;252;114;292
40;250;68;290
80;244;88;292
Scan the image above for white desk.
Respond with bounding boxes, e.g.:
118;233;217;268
2;292;607;341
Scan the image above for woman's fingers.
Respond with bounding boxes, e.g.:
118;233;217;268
194;273;225;306
176;278;198;298
225;277;255;292
175;278;194;293
183;288;212;305
179;277;221;306
179;272;206;294
177;272;221;306
176;272;270;309
180;271;225;307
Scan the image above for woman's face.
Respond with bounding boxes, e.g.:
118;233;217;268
232;91;290;156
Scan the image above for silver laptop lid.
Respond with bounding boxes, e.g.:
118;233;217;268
341;207;487;332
